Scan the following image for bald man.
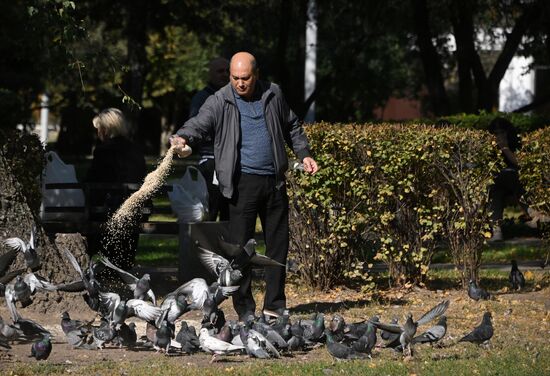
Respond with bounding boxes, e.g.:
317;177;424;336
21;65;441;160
188;57;230;221
171;52;318;320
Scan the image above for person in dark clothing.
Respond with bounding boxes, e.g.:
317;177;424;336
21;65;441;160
488;117;528;241
85;108;146;269
188;57;230;221
171;52;319;320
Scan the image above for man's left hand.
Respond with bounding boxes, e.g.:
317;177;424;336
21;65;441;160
303;157;319;174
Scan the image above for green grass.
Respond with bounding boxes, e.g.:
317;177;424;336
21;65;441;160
5;347;549;375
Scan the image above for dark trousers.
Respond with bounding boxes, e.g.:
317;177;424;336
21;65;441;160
197;159;229;221
228;173;289;318
489;168;527;222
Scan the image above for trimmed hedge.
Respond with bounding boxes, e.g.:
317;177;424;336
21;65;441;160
287;123;502;290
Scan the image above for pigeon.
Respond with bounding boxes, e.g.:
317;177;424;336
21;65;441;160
0;315;24;341
199;327;245;362
411;315;447;345
9;305;51;340
509;260;525;291
63;249;101;311
380;317;401;349
4;224;40;270
325;330;367;360
0;334;11;349
218;237;285;269
351;319;377;357
0;248;18;278
99;292;128;326
175;321;200;353
202;304;226;333
154;320;173;353
114;322;137;348
372;300;449;356
459;312;494;344
468;280;490;301
5;273;57;311
247;315;288;349
30;335;52;360
240;326;280;359
157;291;189;326
92;318;116;348
126;298;162;323
60;312;85;335
100;256;156;305
328;314;347;342
196;244;243;287
301;312;325;344
168;278;239;317
64;327;97;350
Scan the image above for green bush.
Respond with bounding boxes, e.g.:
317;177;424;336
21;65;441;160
518;127;550;245
413;111;549;134
288;123;501;289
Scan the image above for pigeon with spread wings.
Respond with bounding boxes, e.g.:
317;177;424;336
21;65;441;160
100;256;156;305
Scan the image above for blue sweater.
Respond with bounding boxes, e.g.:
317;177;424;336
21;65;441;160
234;89;275;175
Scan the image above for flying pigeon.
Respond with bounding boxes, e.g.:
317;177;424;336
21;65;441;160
4;224;40;270
157;292;190;326
372;300;449;356
459;312;493;344
509;260;525;291
218;237;286;269
100;256;156;305
63;249;101;311
196;244;243;286
468;280;490;301
168;278;239;317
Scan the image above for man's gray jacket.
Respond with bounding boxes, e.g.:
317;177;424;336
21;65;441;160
175;81;311;199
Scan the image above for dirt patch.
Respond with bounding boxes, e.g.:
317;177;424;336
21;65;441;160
1;274;549;367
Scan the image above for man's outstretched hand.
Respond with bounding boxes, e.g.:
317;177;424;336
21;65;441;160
303;157;319;174
170;135;192;158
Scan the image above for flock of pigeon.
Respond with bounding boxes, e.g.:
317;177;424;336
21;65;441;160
0;224;527;362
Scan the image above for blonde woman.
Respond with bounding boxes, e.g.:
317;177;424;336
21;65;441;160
86;108;146;269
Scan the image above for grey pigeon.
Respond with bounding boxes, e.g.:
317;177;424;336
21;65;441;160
218;237;285;268
63;249;101;311
4;224;40;270
114;322;137;348
459;312;493;344
412;315;447;345
325;330;367;360
92;318;116;348
157;292;189;326
100;256;156;304
30;334;51;360
301;312;325;344
196;245;243;286
380;318;401;348
0;315;24;341
373;300;449;356
351;320;377;357
0;334;10;349
154;320;173;353
247;315;288;349
468;280;490;301
175;321;200;353
168;278;238;317
509;260;525;291
240;326;280;359
9;306;50;340
328;314;347;342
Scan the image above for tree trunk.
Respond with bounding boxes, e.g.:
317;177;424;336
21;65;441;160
411;0;451;116
0;148;90;314
451;0;476;113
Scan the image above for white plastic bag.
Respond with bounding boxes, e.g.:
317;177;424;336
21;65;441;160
40;151;86;221
168;166;209;223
